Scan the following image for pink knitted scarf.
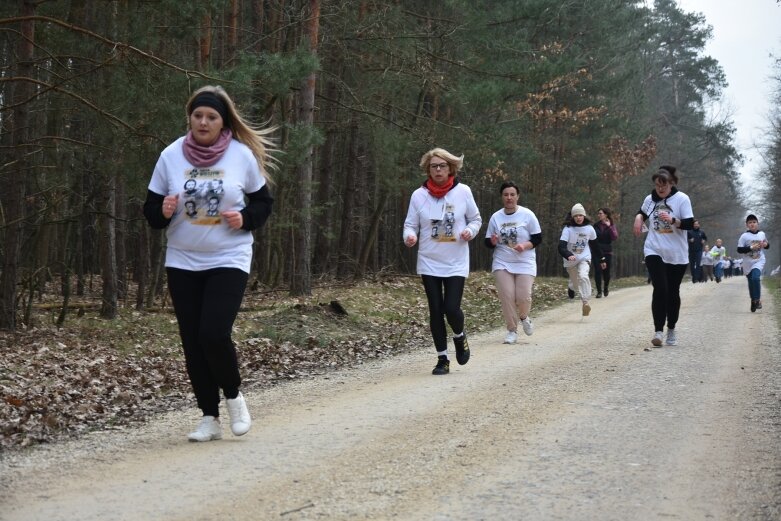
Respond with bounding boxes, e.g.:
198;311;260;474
182;128;233;167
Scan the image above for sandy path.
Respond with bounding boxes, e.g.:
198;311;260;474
1;277;779;520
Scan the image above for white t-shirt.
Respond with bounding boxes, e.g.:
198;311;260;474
485;206;541;276
403;182;482;277
148;137;264;273
559;224;596;268
710;245;726;265
639;190;693;265
737;230;768;273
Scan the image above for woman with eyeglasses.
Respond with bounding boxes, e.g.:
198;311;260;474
403;148;482;375
633;166;695;348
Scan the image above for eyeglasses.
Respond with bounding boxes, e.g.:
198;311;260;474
429;163;449;171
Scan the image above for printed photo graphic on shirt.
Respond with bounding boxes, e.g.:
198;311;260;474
430;204;457;242
748;240;763;259
499;222;520;247
571;233;588;254
652;202;674;234
180;168;224;225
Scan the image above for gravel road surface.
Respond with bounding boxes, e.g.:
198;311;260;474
1;277;779;520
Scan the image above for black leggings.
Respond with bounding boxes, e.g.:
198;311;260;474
594;254;613;291
421;275;466;352
167;267;248;417
644;255;687;332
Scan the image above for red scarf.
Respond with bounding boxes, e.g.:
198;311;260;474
425;176;454;198
182;128;233;167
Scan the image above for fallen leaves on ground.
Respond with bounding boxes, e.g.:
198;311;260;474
0;272;598;451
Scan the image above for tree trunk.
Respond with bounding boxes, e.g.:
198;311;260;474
337;123;358;280
0;0;35;330
228;0;239;56
136;215;150;311
355;191;388;280
312;77;340;276
115;174;128;301
289;0;320;296
100;165;118;319
199;13;212;70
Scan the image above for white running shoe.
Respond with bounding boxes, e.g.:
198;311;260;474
651;331;664;347
520;317;534;336
503;330;518;344
582;302;591;316
665;329;678;346
225;392;251;436
187;416;222;442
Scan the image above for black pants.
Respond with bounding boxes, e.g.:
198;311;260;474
594;254;612;292
167;267;248;417
644;255;687;332
421;275;465;352
689;250;703;282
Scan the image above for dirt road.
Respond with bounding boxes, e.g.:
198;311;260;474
1;277;780;520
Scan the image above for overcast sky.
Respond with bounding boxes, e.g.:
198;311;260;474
674;0;781;190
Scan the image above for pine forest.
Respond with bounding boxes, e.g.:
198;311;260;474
1;0;780;331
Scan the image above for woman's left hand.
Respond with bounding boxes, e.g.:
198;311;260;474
221;210;243;229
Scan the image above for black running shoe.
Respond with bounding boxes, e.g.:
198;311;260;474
751;300;757;312
454;334;470;365
567;288;575;299
603;288;609;297
756;300;763;310
432;356;450;375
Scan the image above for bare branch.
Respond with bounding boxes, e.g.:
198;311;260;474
0;15;219;81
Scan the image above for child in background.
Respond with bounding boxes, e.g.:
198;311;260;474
558;204;603;317
736;214;770;312
701;244;714;282
709;239;726;283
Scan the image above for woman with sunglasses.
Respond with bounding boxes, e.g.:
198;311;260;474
403;148;482;375
633;166;695;347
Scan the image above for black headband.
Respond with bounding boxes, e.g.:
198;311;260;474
189;92;230;126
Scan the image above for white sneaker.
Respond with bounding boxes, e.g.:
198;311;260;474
651;331;664;347
665;329;678;346
520;317;534;336
187;416;222;442
225;392;251;436
582;302;591;316
503;330;518;344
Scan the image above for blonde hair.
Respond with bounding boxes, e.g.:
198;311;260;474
186;85;278;183
419;148;464;175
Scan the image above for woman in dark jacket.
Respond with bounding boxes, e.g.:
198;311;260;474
594;207;618;297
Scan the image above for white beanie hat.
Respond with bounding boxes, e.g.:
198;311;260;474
571;203;586;217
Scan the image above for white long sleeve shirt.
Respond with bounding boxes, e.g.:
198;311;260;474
403;182;482;277
148;137;264;273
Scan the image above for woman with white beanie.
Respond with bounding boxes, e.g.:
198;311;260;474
558;203;603;317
